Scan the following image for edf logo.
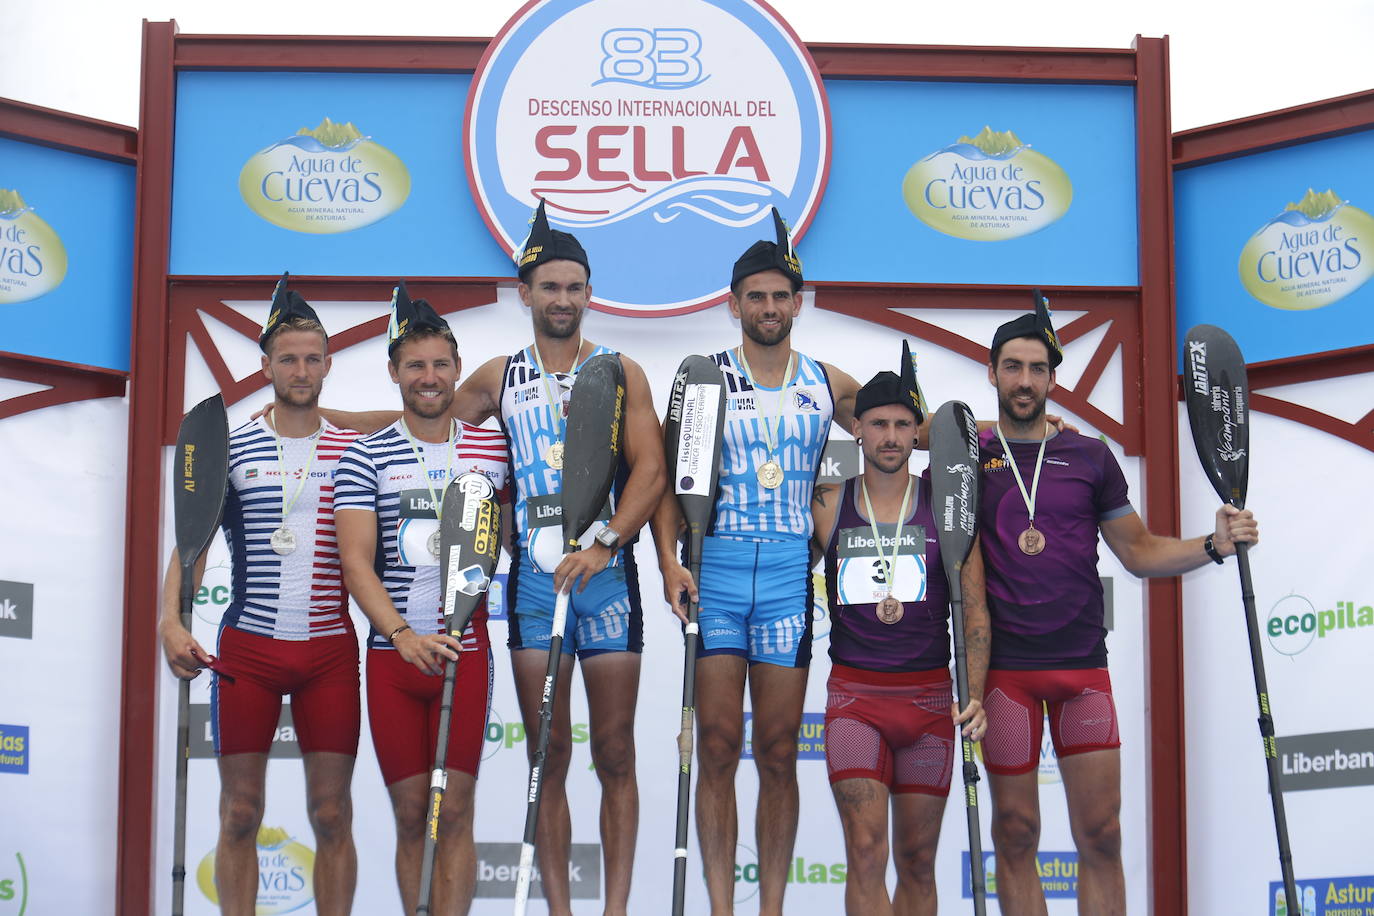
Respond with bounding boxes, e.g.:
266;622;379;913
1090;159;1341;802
597;29;705;88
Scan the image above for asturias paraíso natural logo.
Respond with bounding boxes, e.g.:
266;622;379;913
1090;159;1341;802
902;127;1072;241
1238;188;1374;311
239;118;411;234
0;189;68;305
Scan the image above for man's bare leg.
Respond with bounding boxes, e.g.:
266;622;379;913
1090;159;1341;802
216;752;269;916
831;778;892;915
302;751;357;915
386;769;479;915
1059;749;1124;915
694;654;748;915
747;662;807;916
581;651;641;915
889;790;946;916
987;768;1047;916
512;648;577;916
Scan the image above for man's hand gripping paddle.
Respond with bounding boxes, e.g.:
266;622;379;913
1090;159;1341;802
170;394;229;916
929;400;988;916
662;356;728;916
416;473;503;915
513;354;626;914
1184;324;1298;908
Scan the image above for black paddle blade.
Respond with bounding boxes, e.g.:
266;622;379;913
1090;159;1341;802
173;394;230;566
1184;325;1251;509
562;353;626;548
664;356;728;543
928;400;981;583
438;472;503;637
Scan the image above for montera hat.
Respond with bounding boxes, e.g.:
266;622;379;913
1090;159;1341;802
259;272;322;351
731;207;803;289
516;199;591;281
386;280;451;355
989;287;1063;368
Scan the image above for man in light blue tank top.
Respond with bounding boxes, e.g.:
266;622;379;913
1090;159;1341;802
451;202;666;916
652;209;863;916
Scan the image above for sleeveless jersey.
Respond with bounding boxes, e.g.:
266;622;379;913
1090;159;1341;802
710;349;833;541
823;475;951;671
221;418;361;640
498;344;621;573
977;428;1133;669
333;420;508;651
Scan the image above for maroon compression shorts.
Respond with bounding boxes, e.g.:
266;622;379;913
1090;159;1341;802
982;667;1120;775
824;665;955;796
211;626;360;757
366;646;493;785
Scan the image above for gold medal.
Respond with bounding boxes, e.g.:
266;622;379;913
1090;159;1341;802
546;441;565;470
269;526;297;556
1018;525;1045;556
757;459;784;489
877;594;904;624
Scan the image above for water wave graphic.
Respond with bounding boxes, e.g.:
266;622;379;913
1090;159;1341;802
1259;203;1346;231
541;177;786;230
261;135;369;155
922;141;1027;162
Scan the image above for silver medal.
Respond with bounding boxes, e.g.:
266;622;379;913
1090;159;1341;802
269;526;297;556
428;529;442;559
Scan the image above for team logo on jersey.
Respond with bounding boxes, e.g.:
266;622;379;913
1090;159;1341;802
239;117;411;234
902;126;1072;241
465;0;831;316
1238;187;1374;311
0;188;68;304
793;389;822;411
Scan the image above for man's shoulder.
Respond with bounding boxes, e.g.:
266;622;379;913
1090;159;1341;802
346;423;404;454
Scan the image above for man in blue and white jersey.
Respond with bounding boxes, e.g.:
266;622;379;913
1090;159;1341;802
653;209;863;915
449;202;665;916
159;275;361;916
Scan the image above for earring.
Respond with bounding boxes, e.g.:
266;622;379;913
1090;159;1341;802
855;436;862;445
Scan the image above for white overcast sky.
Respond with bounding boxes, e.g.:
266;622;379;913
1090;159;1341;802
1;0;1370;131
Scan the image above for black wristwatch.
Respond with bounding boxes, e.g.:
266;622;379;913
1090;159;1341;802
594;527;621;551
1203;533;1225;565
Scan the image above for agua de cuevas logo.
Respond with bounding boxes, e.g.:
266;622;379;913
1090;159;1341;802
1238;188;1374;310
0;189;68;304
902;127;1072;241
197;825;314;914
239;118;411;234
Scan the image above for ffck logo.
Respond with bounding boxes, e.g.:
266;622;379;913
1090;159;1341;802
0;581;33;640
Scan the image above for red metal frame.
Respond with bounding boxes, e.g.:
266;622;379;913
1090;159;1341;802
0;352;126;419
119;25;1184;914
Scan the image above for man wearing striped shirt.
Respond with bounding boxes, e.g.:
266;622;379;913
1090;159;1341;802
334;284;509;915
158;275;362;916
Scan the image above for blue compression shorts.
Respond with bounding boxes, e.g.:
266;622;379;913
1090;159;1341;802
507;548;643;658
697;535;813;668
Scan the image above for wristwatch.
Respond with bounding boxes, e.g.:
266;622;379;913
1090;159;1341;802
594;526;621;551
1203;533;1225;565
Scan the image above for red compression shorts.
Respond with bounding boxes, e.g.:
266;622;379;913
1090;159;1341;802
824;665;955;796
981;667;1120;775
366;646;493;786
211;626;360;757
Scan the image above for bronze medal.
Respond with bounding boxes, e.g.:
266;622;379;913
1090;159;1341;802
877;595;904;624
1018;525;1045;556
546;441;565;470
757;459;784;489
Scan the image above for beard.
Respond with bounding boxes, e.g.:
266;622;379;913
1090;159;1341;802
272;377;321;409
741;312;792;347
998;386;1047;429
402;385;454;419
862;442;911;475
533;306;582;340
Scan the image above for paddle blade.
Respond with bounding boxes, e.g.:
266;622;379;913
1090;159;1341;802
562;353;626;548
928;400;981;584
1184;325;1251;509
173;394;229;566
439;471;503;637
664;356;727;546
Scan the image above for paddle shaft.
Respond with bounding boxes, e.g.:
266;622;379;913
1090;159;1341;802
513;583;573;914
670;547;704;916
171;564;196;916
947;570;987;915
1235;543;1298;905
416;650;461;916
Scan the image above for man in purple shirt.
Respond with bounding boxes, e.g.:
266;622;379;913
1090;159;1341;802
979;292;1258;915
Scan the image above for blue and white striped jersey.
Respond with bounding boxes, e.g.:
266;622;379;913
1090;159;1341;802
710;349;833;541
220;418;360;640
333;419;509;651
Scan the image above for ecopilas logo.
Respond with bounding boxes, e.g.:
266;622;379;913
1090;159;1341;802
239;117;411;234
197;826;314;913
465;0;831;316
0;189;68;304
902;127;1072;241
733;842;845;905
1238;188;1374;310
1266;594;1373;656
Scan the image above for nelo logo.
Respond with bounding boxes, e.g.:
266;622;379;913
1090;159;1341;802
0;189;67;305
465;0;831;316
1239;188;1374;311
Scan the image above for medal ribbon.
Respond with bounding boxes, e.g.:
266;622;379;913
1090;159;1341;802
400;417;457;520
860;475;914;601
995;423;1049;530
267;417;323;526
734;346;795;465
529;336;583;453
